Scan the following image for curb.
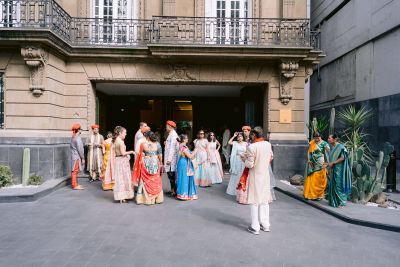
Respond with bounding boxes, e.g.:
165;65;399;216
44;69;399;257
0;177;69;203
275;186;400;233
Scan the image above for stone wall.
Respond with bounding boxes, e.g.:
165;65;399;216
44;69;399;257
0;137;70;183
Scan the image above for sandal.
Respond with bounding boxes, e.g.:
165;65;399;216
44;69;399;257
73;185;84;190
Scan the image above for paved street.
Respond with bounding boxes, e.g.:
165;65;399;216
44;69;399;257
0;176;399;267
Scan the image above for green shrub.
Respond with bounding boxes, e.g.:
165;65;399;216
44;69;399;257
28;174;43;186
0;165;14;188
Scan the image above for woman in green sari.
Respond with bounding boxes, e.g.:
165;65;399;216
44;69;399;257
325;134;352;207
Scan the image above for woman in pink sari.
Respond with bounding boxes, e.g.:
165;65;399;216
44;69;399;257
207;132;224;184
112;126;134;203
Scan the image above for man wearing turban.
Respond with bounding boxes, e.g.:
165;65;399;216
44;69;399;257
164;120;179;196
86;124;104;182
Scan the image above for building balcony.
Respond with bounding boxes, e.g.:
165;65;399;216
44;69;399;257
0;0;322;61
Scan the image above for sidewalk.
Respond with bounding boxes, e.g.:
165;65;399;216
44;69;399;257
275;180;400;233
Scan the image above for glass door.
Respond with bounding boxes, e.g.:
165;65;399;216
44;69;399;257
206;0;249;44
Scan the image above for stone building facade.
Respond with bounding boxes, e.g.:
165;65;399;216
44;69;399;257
0;0;322;182
310;0;400;169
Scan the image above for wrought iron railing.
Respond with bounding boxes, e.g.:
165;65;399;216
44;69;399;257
0;0;321;49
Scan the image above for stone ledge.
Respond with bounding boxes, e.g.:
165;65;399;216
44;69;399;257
275;180;400;233
0;177;68;203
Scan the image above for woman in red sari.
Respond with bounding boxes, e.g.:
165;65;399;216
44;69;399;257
132;131;164;205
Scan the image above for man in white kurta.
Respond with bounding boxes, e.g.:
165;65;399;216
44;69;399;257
164;120;179;196
244;126;273;235
134;122;147;150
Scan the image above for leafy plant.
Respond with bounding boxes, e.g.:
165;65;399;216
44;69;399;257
28;173;43;186
337;105;374;166
0;165;14;188
306;116;329;138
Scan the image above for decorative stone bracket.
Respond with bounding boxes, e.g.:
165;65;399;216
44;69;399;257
21;46;48;97
164;64;197;81
279;60;299;105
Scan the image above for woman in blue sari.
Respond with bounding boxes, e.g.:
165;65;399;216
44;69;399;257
176;134;198;200
325;134;352;207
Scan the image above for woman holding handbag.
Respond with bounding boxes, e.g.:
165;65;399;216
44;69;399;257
176;134;198;200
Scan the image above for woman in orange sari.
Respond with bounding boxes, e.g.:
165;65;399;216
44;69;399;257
132;131;164;205
303;132;330;200
101;132;114;190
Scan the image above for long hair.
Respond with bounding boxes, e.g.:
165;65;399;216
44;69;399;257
112;126;125;143
207;132;216;142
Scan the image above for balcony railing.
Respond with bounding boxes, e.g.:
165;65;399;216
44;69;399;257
0;0;321;50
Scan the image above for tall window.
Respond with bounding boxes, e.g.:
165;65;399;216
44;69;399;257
1;1;21;27
230;0;240;44
206;0;249;44
216;1;226;44
103;0;113;43
0;73;4;128
91;0;134;44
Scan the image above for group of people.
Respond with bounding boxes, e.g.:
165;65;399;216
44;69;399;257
70;122;275;234
303;132;352;208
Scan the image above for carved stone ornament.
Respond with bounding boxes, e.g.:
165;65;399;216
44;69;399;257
21;46;48;97
164;64;197;81
279;60;299;105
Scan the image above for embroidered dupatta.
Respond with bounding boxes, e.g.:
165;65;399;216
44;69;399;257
132;143;163;196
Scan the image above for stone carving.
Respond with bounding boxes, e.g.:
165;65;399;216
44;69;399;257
164;64;197;81
279;60;299;105
21;46;48;97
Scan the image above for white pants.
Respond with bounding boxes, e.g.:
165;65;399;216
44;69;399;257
251;203;270;231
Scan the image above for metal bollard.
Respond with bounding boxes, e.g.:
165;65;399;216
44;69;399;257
386;150;397;193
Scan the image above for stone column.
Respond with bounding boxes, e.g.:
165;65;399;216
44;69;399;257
195;0;205;17
163;0;176;16
269;61;308;180
282;0;295;18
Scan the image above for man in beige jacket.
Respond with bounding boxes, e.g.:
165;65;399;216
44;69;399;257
244;126;273;235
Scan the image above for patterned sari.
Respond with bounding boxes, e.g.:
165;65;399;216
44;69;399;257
326;143;352;207
303;140;328;200
101;141;114;191
132;143;164;205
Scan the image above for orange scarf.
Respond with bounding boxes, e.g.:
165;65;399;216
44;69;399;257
132;143;163;196
236;138;264;192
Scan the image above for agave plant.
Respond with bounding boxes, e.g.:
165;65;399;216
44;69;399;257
306;115;329;138
338;105;373;133
338;105;374;166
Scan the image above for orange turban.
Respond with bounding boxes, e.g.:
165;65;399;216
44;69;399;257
71;123;81;135
91;124;100;129
166;120;176;128
242;126;251;131
72;123;81;131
